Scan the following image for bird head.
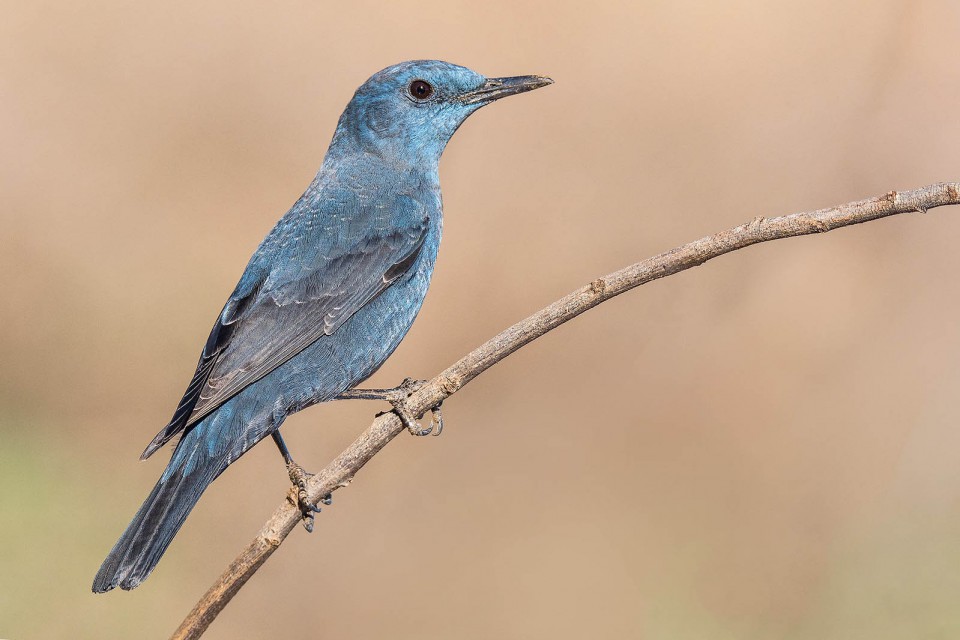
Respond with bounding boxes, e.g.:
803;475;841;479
329;60;552;167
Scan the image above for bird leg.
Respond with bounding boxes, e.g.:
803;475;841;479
336;377;444;436
271;430;331;532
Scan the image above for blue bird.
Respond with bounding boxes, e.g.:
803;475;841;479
92;60;552;592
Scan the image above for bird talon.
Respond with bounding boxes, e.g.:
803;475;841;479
410;422;433;437
286;461;321;529
301;513;315;533
396;400;444;437
430;402;444;436
393;403;432;436
340;378;438;436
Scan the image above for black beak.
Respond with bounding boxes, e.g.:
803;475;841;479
458;75;554;105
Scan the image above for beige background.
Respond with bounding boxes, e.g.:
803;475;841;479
4;1;960;638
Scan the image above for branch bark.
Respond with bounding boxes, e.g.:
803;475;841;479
171;182;960;639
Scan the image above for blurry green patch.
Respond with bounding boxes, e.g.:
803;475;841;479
0;415;166;639
624;508;960;639
796;513;960;640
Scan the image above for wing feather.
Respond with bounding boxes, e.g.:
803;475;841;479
141;192;429;459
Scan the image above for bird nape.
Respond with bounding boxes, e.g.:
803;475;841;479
92;60;552;593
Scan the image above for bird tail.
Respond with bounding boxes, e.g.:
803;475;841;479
92;440;224;593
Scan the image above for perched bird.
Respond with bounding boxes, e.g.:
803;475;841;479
92;60;552;592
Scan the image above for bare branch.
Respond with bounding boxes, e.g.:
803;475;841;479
171;182;960;639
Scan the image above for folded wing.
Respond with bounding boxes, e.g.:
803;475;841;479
141;197;428;459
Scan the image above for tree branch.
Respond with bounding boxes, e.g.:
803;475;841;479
171;182;960;639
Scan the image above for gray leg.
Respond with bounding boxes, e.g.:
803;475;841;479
271;430;331;533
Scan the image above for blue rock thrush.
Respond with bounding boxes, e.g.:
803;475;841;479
92;60;552;592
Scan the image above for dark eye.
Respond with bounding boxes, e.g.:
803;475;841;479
408;79;434;101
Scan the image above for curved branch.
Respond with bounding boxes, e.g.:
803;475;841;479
171;182;960;639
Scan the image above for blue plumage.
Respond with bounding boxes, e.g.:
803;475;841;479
93;60;552;592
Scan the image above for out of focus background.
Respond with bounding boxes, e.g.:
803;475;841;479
4;1;960;638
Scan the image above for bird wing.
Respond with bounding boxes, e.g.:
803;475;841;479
141;193;429;459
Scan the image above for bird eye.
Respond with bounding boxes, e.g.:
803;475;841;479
408;79;434;101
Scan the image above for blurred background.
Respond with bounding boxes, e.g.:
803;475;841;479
3;0;960;638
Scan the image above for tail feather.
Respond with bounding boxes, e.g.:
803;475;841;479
92;448;221;593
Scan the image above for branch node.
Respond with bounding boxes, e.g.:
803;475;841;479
948;184;959;200
262;533;282;548
885;190;899;203
438;375;459;396
590;278;607;295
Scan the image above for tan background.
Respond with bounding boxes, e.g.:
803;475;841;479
4;1;960;638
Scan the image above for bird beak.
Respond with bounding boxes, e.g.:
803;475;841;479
458;75;554;105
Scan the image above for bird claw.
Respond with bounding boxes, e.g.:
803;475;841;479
343;378;445;437
286;461;330;532
400;403;443;437
428;403;443;436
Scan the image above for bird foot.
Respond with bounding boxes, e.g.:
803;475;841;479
341;378;444;436
385;401;443;437
380;378;443;437
285;461;331;533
